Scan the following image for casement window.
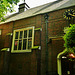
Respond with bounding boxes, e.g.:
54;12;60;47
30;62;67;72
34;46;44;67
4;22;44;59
11;27;34;53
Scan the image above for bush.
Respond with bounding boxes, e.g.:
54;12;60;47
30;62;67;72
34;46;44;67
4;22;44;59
63;24;75;54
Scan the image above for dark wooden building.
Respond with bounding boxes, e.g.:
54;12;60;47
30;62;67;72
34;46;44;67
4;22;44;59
0;0;75;75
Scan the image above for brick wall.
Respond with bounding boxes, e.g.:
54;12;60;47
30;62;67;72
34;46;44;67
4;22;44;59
9;15;42;75
41;6;75;75
0;22;13;75
0;6;75;75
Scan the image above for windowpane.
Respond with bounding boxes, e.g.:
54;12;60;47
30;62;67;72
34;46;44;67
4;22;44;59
14;40;18;50
28;39;32;49
19;31;23;39
18;40;22;50
24;30;27;38
23;39;27;50
29;29;32;37
15;32;19;39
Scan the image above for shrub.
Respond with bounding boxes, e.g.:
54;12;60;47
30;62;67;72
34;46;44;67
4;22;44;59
63;24;75;54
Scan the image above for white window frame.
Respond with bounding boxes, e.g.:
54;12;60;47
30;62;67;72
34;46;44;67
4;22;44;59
11;26;34;53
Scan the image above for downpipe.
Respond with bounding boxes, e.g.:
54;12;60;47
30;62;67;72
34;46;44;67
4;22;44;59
44;13;49;75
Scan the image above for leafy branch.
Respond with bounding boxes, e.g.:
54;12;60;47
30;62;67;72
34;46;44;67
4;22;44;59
0;0;20;21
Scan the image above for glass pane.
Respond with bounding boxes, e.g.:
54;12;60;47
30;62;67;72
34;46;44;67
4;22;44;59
14;40;18;50
24;30;27;38
18;40;22;50
15;32;19;39
28;39;32;49
19;31;23;39
29;29;32;37
23;39;27;50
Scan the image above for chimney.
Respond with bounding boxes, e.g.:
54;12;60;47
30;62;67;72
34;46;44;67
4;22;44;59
18;3;30;13
57;0;63;1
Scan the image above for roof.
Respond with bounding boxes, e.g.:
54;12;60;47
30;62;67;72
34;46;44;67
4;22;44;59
0;0;75;24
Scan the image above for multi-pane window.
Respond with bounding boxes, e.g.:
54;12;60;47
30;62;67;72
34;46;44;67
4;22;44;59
11;27;34;53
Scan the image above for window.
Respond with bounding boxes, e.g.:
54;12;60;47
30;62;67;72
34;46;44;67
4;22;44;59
11;27;34;53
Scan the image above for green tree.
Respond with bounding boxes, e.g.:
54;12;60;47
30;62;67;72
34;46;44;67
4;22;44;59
63;24;75;55
0;0;20;21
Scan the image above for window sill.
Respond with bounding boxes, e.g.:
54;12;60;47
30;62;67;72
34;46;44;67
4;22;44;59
31;46;41;50
1;48;10;52
11;50;31;53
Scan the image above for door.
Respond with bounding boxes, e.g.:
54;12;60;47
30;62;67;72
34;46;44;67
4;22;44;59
61;58;75;75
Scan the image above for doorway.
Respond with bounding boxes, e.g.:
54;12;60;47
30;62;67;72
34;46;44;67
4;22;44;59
57;50;75;75
61;57;75;75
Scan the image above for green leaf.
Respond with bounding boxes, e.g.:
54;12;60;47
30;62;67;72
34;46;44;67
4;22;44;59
63;24;75;54
0;0;20;21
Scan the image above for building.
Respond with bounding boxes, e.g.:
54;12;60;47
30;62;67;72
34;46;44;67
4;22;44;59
0;0;75;75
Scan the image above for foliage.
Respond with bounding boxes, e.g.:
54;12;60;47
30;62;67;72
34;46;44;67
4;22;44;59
63;24;75;54
0;0;20;21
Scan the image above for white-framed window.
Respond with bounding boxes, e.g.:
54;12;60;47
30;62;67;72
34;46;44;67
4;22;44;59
11;27;34;53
